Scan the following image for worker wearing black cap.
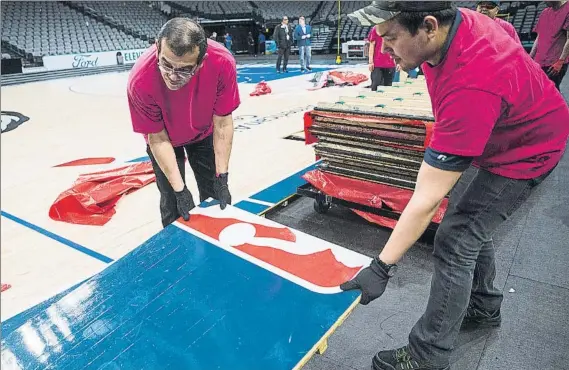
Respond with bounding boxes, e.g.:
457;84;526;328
344;2;569;369
476;1;521;43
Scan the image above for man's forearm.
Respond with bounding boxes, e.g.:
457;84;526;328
559;36;569;61
378;196;442;264
213;115;234;174
148;130;185;192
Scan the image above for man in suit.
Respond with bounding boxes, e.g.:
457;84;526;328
294;16;312;72
273;16;292;73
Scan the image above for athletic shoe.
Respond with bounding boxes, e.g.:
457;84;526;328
372;346;450;370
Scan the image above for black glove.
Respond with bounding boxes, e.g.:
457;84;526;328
340;257;391;305
213;173;232;210
174;186;195;221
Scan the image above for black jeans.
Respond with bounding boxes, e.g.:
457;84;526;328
542;63;568;91
408;165;553;367
371;67;395;91
146;135;216;228
276;47;290;71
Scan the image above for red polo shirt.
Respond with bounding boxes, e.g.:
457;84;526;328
367;27;396;68
423;8;569;180
494;17;521;44
127;39;240;147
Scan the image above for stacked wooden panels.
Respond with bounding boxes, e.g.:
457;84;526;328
308;80;434;190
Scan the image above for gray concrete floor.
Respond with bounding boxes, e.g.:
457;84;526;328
267;75;569;370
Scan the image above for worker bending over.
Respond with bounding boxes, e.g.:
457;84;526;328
345;2;569;370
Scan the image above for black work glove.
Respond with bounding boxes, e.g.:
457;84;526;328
213;173;232;210
174;186;195;221
340;257;390;305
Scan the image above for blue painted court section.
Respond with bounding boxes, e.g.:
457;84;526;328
1;278;89;336
237;66;335;84
233;199;270;214
0;211;114;264
1;224;359;369
1;162;318;338
249;163;318;204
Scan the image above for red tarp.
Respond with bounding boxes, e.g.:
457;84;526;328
49;162;156;226
53;157;116;167
309;70;368;90
249;81;272;96
302;169;448;229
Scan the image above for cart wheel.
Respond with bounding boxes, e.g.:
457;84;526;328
314;198;331;214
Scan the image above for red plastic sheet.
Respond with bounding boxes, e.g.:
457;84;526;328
328;70;368;86
54;157;116;167
49;162;156;226
302;169;448;229
308;71;368;90
250;81;272;96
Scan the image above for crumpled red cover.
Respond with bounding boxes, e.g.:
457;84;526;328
328;70;368;86
250;81;272;96
302;169;448;229
49;162;156;226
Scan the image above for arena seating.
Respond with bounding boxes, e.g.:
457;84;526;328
253;1;320;22
0;1;545;65
1;1;145;61
72;1;169;41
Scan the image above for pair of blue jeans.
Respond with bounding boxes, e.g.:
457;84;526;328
408;165;554;367
298;45;311;70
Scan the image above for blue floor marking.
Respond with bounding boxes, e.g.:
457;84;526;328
0;211;114;264
1;225;359;369
249;163;318;204
237;66;334;84
233;200;270;214
126;155;150;163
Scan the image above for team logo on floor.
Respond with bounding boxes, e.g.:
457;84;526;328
176;205;371;294
1;111;29;133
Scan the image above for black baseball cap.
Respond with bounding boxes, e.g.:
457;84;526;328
348;1;453;27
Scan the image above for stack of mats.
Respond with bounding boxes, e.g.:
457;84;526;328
302;78;449;229
305;79;434;191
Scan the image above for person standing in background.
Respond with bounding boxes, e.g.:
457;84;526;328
530;0;569;90
294;16;312;72
367;25;396;90
247;32;255;56
258;32;266;55
476;1;521;43
224;32;233;54
273;16;292;73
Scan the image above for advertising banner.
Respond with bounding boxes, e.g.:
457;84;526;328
42;48;148;71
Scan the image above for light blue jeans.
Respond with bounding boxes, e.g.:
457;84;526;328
299;45;311;70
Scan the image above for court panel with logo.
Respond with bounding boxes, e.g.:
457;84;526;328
0;210;364;370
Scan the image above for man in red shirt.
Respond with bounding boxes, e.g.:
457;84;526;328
366;26;397;89
128;18;240;227
531;1;569;90
344;2;569;370
476;1;521;44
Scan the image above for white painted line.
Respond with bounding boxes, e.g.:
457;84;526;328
245;198;275;207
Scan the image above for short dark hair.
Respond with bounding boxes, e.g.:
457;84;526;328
394;6;457;35
156;18;207;59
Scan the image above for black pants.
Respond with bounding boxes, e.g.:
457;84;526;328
276;47;290;71
146;135;216;228
371;67;395;91
542;63;568;91
408;165;553;366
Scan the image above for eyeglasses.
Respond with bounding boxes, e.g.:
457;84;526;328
157;53;208;79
